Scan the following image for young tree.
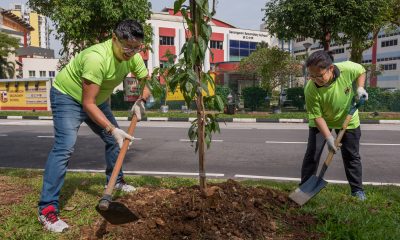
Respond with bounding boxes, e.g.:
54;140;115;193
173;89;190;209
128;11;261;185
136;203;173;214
0;32;19;79
263;0;344;50
239;47;302;101
28;0;152;62
159;0;224;196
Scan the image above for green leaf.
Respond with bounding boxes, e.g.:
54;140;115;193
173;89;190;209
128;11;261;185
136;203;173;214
201;24;212;40
190;44;198;65
174;0;185;14
197;36;206;58
185;81;193;93
214;95;225;112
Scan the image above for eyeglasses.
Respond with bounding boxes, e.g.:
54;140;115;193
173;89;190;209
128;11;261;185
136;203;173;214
117;37;143;54
308;68;329;80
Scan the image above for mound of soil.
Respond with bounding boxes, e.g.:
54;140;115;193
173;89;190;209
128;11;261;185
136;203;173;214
82;180;320;239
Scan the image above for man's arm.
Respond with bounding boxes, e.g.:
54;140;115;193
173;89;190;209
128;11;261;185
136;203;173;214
314;117;338;153
314;117;331;139
81;78;113;129
357;73;366;88
356;73;368;100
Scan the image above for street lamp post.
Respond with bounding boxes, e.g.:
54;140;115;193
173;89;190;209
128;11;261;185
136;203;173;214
303;42;312;86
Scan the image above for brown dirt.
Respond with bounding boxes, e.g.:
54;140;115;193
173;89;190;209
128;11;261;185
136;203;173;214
82;180;321;240
0;175;34;223
0;176;33;206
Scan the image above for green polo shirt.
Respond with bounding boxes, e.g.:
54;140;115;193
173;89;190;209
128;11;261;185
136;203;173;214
53;39;148;105
305;61;365;129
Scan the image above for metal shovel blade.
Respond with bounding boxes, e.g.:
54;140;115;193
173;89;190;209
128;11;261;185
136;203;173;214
289;175;328;206
95;201;138;225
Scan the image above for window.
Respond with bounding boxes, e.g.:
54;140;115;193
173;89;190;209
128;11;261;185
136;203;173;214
29;71;35;77
381;63;397;71
210;40;223;49
229;40;258;61
159;36;174;46
381;39;398;47
331;48;344;54
48;71;55;77
296;37;306;42
40;71;46;77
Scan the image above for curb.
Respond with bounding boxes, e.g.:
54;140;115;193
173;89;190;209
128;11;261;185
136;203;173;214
1;116;399;124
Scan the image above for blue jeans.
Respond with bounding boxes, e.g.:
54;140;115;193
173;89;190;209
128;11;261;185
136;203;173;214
38;87;123;211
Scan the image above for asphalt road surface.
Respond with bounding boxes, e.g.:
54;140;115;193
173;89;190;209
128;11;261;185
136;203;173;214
1;120;399;185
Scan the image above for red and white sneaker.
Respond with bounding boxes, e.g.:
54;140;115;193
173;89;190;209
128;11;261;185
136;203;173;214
38;205;69;233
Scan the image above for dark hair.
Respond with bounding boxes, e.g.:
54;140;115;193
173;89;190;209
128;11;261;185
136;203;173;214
114;19;144;41
306;50;334;69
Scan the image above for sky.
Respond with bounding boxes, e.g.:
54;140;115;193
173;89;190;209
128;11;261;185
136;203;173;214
1;0;267;57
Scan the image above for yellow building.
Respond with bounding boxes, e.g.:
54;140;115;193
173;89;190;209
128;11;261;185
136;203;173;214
11;5;49;49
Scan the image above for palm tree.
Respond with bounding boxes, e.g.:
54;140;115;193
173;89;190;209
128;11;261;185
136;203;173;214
0;57;15;79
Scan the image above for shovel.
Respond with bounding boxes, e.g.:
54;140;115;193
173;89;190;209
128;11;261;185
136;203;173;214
289;97;366;206
96;115;139;224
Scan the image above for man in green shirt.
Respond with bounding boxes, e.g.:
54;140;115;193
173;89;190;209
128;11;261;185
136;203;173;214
38;19;149;232
301;50;368;201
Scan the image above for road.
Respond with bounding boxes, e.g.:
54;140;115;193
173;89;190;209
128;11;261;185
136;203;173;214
1;120;400;185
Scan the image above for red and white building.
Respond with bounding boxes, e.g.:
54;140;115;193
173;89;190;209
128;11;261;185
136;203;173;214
144;8;278;73
138;8;283;102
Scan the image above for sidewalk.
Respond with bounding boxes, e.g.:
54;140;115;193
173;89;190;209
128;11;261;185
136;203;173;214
1;115;399;124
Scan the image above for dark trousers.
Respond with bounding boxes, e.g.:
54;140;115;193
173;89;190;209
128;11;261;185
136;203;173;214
301;127;363;193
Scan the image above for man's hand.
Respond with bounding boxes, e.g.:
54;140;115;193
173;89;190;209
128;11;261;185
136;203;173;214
326;135;339;153
131;99;145;121
357;87;368;100
111;128;134;149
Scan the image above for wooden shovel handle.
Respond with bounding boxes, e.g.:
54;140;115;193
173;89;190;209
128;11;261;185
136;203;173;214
103;116;138;196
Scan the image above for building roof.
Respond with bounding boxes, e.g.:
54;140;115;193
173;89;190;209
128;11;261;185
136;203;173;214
16;46;54;58
160;7;236;28
0;8;34;31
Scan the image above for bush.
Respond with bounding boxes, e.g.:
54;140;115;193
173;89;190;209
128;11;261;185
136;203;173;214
215;85;231;104
286;87;305;110
242;86;268;111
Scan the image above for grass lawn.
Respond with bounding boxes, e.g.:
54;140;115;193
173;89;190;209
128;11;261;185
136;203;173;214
0;168;399;239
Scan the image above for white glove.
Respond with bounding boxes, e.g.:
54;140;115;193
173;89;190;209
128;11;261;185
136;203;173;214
111;128;134;149
326;135;339;153
357;87;368;100
131;99;145;121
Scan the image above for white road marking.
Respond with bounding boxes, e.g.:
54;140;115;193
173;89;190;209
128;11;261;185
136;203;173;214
67;169;224;177
234;174;400;186
0;134;8;137
266;141;307;144
37;136;54;138
180;139;223;142
265;140;400;146
361;143;400;146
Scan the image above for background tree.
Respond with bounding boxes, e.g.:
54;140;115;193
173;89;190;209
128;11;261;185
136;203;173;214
239;46;302;105
159;0;224;196
28;0;152;63
263;0;344;50
0;32;19;79
338;0;394;63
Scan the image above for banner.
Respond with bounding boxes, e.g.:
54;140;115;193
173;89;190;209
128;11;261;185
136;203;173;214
0;81;48;110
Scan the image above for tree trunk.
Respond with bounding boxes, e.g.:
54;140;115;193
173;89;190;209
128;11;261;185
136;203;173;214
349;37;364;63
191;0;207;196
370;30;379;87
323;31;331;51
